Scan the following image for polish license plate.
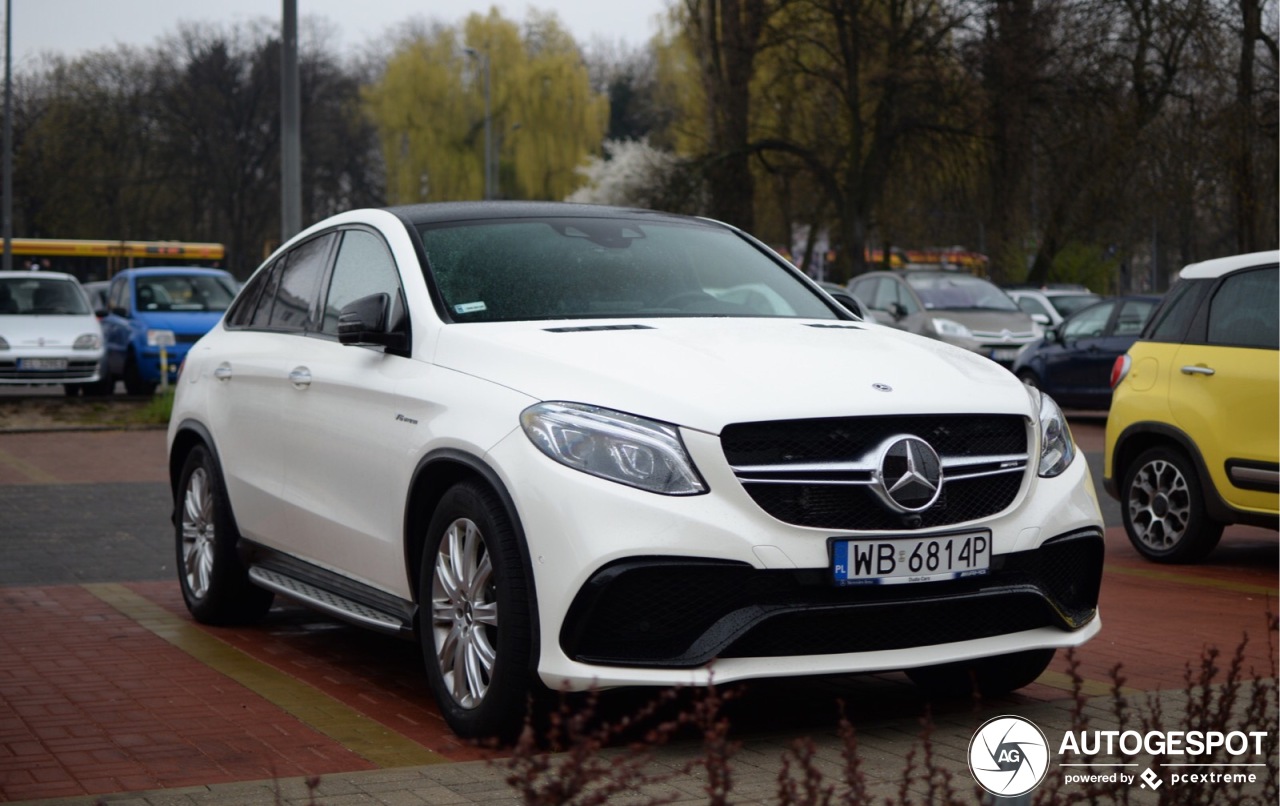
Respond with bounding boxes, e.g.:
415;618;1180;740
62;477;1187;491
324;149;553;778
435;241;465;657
832;531;991;586
990;348;1020;362
18;358;68;371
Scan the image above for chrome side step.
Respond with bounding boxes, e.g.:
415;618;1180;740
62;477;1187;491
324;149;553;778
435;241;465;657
248;565;410;635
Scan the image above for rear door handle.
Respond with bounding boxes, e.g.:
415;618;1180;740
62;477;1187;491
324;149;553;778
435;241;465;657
288;367;312;389
1180;365;1215;377
213;363;232;381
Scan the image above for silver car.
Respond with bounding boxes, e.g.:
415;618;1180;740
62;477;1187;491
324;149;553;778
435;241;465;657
0;271;106;393
848;270;1042;366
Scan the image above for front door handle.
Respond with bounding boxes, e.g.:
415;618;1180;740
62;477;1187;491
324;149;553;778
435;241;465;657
288;367;312;389
213;363;232;381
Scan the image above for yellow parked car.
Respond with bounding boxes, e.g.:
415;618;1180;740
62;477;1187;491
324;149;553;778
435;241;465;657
1105;251;1279;562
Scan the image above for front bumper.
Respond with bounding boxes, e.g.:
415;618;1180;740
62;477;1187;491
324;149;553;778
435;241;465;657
562;530;1102;668
0;349;104;384
485;420;1105;690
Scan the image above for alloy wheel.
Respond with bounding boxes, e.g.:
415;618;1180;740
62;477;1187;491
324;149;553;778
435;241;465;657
431;517;498;709
1127;458;1191;553
181;467;216;599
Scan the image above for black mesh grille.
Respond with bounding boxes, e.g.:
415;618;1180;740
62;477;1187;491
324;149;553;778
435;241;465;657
722;415;1028;530
743;473;1022;530
722;414;1027;465
561;531;1103;668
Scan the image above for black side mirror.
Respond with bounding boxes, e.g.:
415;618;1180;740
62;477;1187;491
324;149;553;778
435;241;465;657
337;293;407;351
888;301;907;320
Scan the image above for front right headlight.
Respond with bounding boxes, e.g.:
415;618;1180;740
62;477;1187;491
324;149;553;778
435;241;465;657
1028;386;1076;477
521;402;707;495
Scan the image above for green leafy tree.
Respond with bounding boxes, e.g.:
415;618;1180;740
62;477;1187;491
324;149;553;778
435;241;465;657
365;10;607;204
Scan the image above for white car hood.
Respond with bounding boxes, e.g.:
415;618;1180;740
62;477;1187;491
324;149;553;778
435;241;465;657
432;318;1032;434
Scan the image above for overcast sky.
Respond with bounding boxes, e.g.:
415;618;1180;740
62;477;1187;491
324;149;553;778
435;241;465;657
9;1;671;67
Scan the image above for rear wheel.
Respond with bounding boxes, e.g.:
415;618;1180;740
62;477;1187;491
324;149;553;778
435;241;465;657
907;649;1055;699
419;481;533;740
1016;370;1040;389
1121;446;1223;563
175;444;273;624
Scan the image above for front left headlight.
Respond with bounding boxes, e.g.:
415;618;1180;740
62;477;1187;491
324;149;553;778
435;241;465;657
1028;386;1075;477
521;402;707;495
932;317;972;339
73;333;101;350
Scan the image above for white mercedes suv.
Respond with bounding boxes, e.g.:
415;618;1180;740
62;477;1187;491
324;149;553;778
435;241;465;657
167;203;1104;739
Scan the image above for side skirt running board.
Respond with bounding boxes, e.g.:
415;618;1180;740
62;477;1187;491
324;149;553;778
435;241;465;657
248;564;415;637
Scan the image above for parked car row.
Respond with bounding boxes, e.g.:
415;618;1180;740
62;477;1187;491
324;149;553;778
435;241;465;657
0;267;238;396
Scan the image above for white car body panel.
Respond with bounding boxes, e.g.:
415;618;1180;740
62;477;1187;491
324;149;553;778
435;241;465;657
167;204;1107;727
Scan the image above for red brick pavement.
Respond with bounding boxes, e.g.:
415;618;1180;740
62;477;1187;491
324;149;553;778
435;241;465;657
0;424;1275;802
0;585;376;801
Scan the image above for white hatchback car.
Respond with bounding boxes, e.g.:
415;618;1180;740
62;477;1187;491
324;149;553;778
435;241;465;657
0;271;105;392
168;203;1105;739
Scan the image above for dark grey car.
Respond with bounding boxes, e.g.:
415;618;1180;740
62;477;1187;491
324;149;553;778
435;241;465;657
848;270;1042;367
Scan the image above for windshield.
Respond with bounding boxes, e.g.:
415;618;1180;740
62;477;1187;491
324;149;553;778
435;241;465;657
905;273;1020;312
417;217;840;323
136;274;237;313
0;277;91;315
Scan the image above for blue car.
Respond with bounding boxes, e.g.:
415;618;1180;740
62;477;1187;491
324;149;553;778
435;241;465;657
101;267;238;394
1011;294;1161;409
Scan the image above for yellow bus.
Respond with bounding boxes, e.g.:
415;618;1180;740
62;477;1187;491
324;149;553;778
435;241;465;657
1;238;226;280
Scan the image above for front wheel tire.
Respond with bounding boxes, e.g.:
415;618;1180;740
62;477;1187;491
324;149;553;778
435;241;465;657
175;444;273;625
420;481;533;740
1121;446;1223;563
124;353;157;396
906;648;1055;699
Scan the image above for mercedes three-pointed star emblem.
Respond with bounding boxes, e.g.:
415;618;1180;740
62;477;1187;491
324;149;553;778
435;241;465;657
873;435;944;513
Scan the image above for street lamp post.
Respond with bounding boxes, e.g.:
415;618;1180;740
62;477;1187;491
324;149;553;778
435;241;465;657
463;47;492;200
3;0;13;271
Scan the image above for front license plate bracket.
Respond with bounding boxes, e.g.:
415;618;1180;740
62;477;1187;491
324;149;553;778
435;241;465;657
830;530;991;586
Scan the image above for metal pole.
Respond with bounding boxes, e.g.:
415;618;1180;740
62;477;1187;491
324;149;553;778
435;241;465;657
464;48;493;201
281;0;301;242
483;53;492;200
3;0;13;271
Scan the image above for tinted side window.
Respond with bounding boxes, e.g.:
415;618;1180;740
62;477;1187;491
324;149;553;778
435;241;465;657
321;230;406;336
108;277;128;313
1063;301;1114;340
1115;299;1155;336
226;267;271;328
1016;296;1051;318
893;281;921;315
1147;280;1208;343
1207;266;1279;350
269;234;334;332
848;278;879;308
249;260;284;329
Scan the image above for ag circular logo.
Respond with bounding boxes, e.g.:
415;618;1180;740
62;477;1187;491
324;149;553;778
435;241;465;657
968;715;1050;798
